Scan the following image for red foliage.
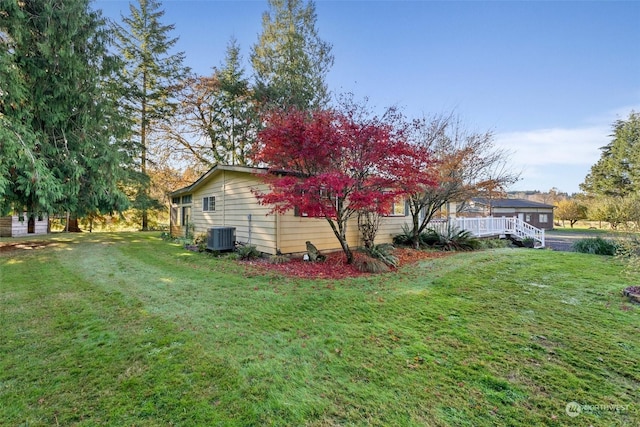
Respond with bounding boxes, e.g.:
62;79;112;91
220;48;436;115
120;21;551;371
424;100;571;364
253;107;437;219
243;248;452;280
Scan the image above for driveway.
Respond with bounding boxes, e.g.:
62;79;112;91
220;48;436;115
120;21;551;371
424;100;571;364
544;229;614;251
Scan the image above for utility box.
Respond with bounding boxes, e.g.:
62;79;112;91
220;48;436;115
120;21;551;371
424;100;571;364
207;227;236;251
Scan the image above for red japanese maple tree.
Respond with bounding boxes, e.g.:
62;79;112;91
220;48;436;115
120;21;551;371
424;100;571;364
253;106;435;264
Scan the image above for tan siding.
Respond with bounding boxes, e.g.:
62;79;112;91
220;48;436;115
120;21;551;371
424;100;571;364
278;214;360;254
187;170;277;254
169;166;411;255
377;215;410;244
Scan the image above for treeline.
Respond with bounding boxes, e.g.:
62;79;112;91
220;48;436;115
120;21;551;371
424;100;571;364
551;112;640;229
1;0;334;230
2;0;519;233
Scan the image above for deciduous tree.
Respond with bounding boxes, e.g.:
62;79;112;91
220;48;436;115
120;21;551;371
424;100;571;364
404;114;519;248
253;104;434;263
159;39;258;171
555;199;587;228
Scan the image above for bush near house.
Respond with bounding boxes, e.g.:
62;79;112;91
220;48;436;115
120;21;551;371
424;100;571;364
572;237;619;255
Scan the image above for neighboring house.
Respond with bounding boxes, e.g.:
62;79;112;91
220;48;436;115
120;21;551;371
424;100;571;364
169;165;409;255
0;212;49;237
461;198;555;230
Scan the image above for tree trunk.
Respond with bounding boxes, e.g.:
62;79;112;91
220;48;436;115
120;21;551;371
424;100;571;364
141;69;149;231
325;217;353;264
67;217;82;232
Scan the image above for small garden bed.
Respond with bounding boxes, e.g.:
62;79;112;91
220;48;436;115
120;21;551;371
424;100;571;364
244;248;452;279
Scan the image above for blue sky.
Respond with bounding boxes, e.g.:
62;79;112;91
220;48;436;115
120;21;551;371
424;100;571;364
96;0;640;194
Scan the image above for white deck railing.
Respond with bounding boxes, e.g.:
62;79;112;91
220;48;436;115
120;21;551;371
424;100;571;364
428;216;545;247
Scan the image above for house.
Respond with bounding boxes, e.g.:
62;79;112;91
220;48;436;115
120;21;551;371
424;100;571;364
461;198;555;230
168;165;410;255
0;212;49;237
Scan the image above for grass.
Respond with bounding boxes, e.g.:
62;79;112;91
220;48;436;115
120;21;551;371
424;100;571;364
1;232;638;426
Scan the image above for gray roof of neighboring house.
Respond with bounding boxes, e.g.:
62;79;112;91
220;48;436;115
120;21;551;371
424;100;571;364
472;198;555;209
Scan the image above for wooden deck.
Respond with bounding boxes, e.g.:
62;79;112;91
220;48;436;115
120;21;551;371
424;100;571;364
428;217;545;247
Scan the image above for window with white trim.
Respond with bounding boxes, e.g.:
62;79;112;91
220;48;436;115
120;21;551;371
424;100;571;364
385;195;406;216
539;213;548;223
203;196;215;212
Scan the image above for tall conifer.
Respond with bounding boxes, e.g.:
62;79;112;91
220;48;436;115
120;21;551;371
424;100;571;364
115;0;188;230
251;0;334;111
0;0;130;222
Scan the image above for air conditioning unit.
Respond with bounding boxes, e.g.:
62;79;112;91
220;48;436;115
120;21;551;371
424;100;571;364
207;227;236;251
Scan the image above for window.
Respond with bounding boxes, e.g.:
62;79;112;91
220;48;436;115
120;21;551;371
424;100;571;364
172;196;180;205
203;196;215;212
181;194;192;204
181;206;191;226
388;198;406;216
539;213;548;223
525;214;531;222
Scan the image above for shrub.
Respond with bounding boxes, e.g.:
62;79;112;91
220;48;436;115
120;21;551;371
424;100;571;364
236;244;261;260
571;237;618;256
392;224;414;247
269;254;290;264
361;243;398;268
478;238;512;249
354;254;390;273
194;233;208;252
426;225;480;251
615;234;640;273
419;230;440;246
521;237;535;248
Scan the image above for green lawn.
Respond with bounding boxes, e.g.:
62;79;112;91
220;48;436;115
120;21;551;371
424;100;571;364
1;232;638;426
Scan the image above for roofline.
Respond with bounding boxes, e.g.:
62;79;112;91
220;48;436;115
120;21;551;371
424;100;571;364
471;197;555;209
169;165;268;197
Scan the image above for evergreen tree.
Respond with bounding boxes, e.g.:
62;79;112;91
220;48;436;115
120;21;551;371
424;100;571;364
0;0;130;221
581;112;640;198
115;0;188;230
251;0;334;111
218;38;258;165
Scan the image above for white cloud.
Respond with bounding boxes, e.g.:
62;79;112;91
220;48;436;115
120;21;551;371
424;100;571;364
495;126;607;167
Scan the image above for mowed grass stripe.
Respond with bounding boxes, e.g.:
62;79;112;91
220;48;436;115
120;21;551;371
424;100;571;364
1;232;638;426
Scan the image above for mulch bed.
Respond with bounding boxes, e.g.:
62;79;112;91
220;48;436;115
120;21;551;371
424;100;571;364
244;248;453;280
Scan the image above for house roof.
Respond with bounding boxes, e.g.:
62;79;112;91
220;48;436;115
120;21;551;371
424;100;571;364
169;165;268;197
472;198;555;209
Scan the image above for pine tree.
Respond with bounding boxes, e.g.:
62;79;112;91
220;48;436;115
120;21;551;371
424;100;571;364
216;38;257;165
251;0;334;111
115;0;188;230
0;0;130;221
580;112;640;198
